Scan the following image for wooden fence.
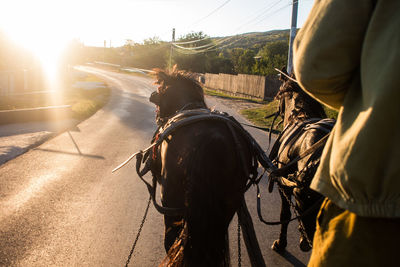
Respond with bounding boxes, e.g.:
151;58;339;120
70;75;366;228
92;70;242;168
0;70;44;96
203;73;280;100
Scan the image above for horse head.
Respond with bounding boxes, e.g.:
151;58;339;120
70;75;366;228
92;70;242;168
275;67;326;127
150;67;207;125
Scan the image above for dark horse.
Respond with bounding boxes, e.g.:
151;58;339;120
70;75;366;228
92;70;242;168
268;69;335;253
149;68;259;266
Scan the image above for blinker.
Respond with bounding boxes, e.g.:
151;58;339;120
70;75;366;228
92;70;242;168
150;91;160;105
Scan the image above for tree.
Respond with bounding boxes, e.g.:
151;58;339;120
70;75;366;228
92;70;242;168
225;48;256;74
252;40;288;76
172;32;216;73
143;36;161;45
206;54;235;74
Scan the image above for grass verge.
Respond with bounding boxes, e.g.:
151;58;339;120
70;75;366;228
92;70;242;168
204;88;267;104
65;73;111;119
240;101;283;132
205;88;338;133
240;103;338;132
0;73;111;120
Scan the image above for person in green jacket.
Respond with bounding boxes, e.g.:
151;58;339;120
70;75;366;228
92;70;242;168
293;0;400;266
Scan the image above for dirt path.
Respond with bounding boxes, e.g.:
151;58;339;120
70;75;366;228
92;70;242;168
205;95;264;111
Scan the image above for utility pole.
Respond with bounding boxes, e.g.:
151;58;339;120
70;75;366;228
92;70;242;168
287;0;298;74
169;28;175;71
103;40;106;62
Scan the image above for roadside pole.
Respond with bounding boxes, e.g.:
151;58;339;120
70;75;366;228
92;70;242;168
287;0;298;74
169;28;175;71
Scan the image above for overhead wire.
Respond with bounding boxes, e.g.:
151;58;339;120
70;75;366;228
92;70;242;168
249;2;293;27
230;0;285;34
191;0;232;27
172;0;296;55
172;0;232;46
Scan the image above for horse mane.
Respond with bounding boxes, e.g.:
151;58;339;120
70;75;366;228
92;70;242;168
276;73;326;122
152;67;206;107
160;128;234;267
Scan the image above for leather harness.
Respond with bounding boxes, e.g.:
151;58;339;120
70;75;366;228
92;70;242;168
114;108;277;217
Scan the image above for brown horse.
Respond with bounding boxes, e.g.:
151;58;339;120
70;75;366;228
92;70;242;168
268;69;335;252
149;68;260;266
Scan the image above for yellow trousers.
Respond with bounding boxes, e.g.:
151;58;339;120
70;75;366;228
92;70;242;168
308;198;400;267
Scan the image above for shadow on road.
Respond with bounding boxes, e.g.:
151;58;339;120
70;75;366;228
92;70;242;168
33;148;105;159
0;120;79;138
33;130;105;159
276;249;307;267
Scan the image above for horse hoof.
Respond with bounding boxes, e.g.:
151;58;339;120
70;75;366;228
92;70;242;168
271;240;286;253
299;237;312;252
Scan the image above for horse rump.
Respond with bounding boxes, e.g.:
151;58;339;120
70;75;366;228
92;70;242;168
162;126;248;267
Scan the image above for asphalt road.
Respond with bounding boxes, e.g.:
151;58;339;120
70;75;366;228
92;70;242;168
0;66;310;266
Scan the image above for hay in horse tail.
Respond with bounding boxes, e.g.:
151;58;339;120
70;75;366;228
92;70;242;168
166;132;237;267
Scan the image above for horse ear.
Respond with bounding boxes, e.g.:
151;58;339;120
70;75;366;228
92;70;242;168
158;71;169;83
279;66;288;81
152;69;171;86
171;64;178;73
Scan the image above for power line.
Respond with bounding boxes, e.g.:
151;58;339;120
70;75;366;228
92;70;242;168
172;0;287;47
173;37;212;45
237;2;291;33
230;0;285;34
171;0;296;55
173;41;217;50
172;0;232;46
191;0;232;27
172;34;246;55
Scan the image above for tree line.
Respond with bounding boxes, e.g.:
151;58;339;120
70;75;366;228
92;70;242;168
84;31;289;76
0;30;289;77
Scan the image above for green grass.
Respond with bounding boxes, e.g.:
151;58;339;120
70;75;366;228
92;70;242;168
204;88;338;132
204;88;268;104
240;101;283;132
65;74;110;119
240;101;338;132
67;86;110;119
324;106;339;120
0;73;111;120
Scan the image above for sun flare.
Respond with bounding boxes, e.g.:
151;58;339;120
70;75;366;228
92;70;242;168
0;0;78;86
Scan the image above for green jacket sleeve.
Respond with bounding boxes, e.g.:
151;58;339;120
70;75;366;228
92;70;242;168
293;0;374;110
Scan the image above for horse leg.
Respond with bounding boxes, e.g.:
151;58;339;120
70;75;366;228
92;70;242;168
161;184;183;253
294;188;322;252
272;187;291;253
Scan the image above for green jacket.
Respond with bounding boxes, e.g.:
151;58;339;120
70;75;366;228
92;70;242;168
293;0;400;217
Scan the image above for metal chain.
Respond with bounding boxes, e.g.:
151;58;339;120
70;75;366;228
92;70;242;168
277;186;313;248
125;196;152;267
237;220;241;267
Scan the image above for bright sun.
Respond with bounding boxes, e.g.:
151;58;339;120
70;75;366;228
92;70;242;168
1;0;78;85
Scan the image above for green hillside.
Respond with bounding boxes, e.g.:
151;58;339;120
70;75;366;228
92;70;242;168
82;29;292;75
213;29;290;51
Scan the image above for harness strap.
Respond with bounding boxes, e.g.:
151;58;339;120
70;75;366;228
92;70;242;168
136;153;185;216
113;109;275;217
157;110;276;171
256;184;323;226
270;132;330;178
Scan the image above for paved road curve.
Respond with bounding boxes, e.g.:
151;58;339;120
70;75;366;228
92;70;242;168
0;66;310;266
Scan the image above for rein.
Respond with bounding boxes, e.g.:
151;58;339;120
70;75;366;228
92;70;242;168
256;184;324;226
255;118;334;226
112;109;277;217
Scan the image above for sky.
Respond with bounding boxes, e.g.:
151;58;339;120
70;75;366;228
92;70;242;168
0;0;314;48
